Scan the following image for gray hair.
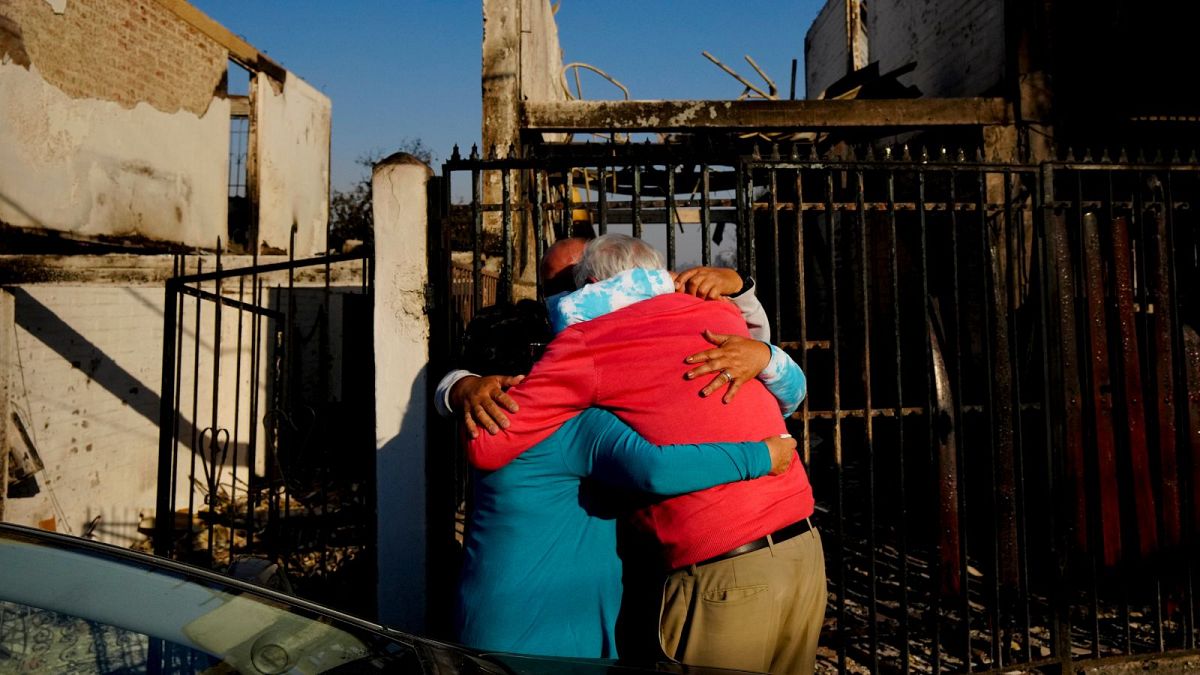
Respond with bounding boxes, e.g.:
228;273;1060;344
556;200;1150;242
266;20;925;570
573;234;665;287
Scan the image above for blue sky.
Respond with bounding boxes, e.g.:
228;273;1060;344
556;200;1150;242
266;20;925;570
191;1;827;192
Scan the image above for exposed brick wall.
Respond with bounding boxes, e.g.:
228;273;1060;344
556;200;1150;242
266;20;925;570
3;0;226;115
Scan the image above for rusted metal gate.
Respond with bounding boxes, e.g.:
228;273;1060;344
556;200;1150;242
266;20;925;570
153;241;376;618
431;143;1200;672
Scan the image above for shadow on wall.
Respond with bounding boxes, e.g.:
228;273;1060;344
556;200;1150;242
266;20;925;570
8;287;242;462
0;191;48;230
375;362;428;632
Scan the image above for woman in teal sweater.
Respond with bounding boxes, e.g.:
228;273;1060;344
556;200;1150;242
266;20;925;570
455;406;788;657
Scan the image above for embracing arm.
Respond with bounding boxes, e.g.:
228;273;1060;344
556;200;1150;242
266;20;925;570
436;369;525;438
759;345;807;416
564;409;795;495
728;279;770;342
465;328;597;471
674;267;769;342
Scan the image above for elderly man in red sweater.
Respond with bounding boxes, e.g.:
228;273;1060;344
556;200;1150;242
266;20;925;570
467;234;826;673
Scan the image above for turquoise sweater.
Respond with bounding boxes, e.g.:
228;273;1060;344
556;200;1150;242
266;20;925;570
455;407;770;658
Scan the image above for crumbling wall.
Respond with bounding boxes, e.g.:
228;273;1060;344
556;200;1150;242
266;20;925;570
864;0;1005;98
805;0;1005;100
254;73;332;257
1;0;226;115
0;0;230;248
804;0;852;99
0;284;249;544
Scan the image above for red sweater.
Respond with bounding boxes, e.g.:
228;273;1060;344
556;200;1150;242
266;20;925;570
467;293;815;568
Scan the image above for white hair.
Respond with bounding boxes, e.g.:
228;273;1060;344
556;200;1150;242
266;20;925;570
573;234;665;287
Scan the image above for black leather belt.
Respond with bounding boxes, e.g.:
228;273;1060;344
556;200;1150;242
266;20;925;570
690;518;814;569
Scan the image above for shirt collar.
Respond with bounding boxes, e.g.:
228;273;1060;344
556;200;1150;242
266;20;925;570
545;268;675;333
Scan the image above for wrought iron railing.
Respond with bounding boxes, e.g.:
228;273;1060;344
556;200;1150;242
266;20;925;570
434;142;1200;672
153;239;375;617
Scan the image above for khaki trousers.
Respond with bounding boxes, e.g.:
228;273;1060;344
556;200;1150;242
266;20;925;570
659;527;826;674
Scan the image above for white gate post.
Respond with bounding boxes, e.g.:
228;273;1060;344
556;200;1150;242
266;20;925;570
372;154;432;632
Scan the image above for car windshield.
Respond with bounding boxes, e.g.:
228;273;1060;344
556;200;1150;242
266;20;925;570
0;527;420;673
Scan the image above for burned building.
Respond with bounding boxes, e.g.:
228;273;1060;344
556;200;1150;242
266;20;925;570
805;0;1200;157
3;0;338;562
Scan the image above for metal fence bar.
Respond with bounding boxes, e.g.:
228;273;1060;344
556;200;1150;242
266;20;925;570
1004;169;1033;664
825;167;847;674
770;167;782;345
206;246;224;563
187;260;204;532
231;275;245;558
1164;169;1198;652
917;165;943;675
886;163;913;673
472;149;483;315
701;166;712;266
563;167;574;240
746;167;757;280
856;166;880;673
154;276;181;558
534;169;546;296
598;165;608;235
795;169;812;467
666;165;677;272
948;164;973;671
632;162;642;240
248;278;263;543
501;166;514;304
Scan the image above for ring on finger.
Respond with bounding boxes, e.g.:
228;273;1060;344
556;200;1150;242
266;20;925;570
720;369;733;384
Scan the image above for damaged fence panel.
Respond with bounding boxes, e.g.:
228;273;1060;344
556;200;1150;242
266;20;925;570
154;246;375;617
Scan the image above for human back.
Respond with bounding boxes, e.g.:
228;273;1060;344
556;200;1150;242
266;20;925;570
566;292;814;569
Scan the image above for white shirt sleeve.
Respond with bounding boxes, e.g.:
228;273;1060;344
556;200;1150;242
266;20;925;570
729;280;771;342
434;369;477;418
727;278;806;416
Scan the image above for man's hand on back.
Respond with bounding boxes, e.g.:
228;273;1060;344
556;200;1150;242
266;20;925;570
674;266;743;300
450;375;524;438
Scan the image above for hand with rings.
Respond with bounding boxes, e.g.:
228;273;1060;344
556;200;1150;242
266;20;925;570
683;329;773;403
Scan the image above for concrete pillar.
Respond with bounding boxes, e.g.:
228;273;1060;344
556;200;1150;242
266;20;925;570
372;154;433;632
482;0;570;299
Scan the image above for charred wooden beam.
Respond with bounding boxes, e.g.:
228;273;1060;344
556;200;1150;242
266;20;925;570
522;98;1010;132
1110;215;1158;557
1082;212;1123;566
229;95;251;117
1148;205;1181;548
1046;210;1089;551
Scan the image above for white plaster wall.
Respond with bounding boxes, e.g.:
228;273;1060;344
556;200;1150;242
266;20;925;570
255;73;331;257
372;156;431;633
0;63;230;247
1;284;267;544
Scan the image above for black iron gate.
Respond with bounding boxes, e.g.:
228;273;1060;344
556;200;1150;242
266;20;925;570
433;143;1200;672
153;241;376;618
